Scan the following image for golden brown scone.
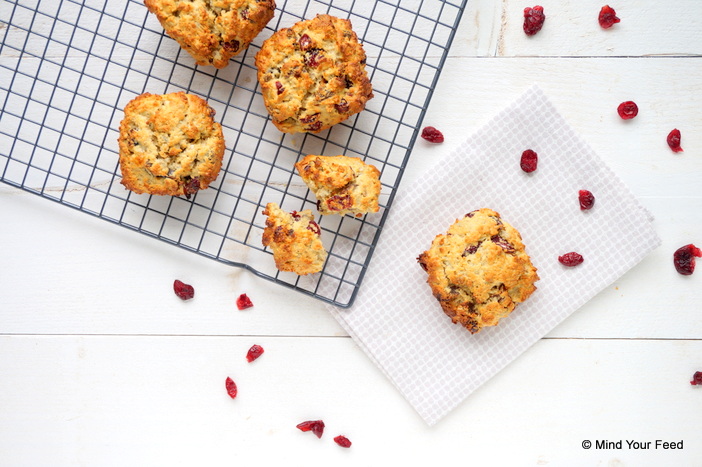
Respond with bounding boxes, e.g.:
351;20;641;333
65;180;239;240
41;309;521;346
262;203;327;275
417;209;539;334
144;0;276;68
118;92;225;198
255;14;373;133
295;155;381;217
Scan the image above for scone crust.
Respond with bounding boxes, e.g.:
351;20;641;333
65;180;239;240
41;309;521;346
145;0;276;68
295;155;381;217
262;203;327;275
417;209;539;334
255;14;373;133
118;92;225;197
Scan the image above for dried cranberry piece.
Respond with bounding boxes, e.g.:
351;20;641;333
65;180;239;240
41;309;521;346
327;194;352;211
334;435;352;448
241;8;249;20
673;244;702;275
598;5;620;29
225;377;238;399
296;420;325;438
523;6;545;36
579;189;595;210
246;344;264;362
334;99;349;113
173;280;194;300
306;121;323;132
420;126;444;143
298;34;312;50
691;371;702;386
222;40;240;53
558;252;584;267
617;101;638;120
305;49;322;67
275;81;284;95
463;241;482;256
299;113;319;124
183;177;200;199
236;293;254;310
491;235;515;253
307;220;321;236
520;149;538;173
667;128;683;153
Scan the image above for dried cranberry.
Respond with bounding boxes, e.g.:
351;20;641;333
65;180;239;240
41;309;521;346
691;371;702;386
225;377;238;399
183;177;200;199
296;420;325;438
307;220;321;236
298;34;312;50
673;244;702;275
246;344;264;362
306;121;323;132
520;149;538;173
236;293;254;310
579;190;595;210
463;241;482;256
326;194;352;211
617;101;638;120
558;252;584;267
491;235;515;253
275;81;284;95
305;49;322;67
598;5;620;29
523;6;545;36
299;114;319;124
173;280;194;300
222;40;240;53
334;435;352;448
667;128;683;153
334;99;349;113
420;126;444;143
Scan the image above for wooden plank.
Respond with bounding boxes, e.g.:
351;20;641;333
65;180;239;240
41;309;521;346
0;335;699;465
458;0;702;57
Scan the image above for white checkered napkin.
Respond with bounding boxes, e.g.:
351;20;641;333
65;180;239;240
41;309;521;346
327;86;661;426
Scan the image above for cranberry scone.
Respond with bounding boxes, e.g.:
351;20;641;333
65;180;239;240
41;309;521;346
118;92;225;198
255;14;373;133
145;0;276;68
417;209;539;334
295;154;381;217
262;203;327;275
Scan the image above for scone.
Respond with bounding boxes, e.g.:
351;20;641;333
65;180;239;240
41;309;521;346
417;209;539;334
255;14;373;133
262;203;327;275
295;155;381;217
118;92;225;198
144;0;276;68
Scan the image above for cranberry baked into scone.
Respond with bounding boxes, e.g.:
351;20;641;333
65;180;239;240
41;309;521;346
118;92;225;198
255;14;373;133
262;203;327;275
417;209;539;334
295;155;381;217
144;0;276;68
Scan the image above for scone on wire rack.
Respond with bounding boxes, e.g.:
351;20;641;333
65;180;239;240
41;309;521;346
117;91;225;198
295;154;381;217
417;209;539;334
144;0;276;68
255;14;373;133
262;203;327;275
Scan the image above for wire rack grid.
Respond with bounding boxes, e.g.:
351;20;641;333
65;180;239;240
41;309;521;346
0;0;467;307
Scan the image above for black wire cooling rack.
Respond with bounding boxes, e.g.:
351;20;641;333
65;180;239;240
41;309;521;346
0;0;466;307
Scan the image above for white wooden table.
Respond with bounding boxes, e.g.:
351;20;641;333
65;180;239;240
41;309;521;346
2;1;701;465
